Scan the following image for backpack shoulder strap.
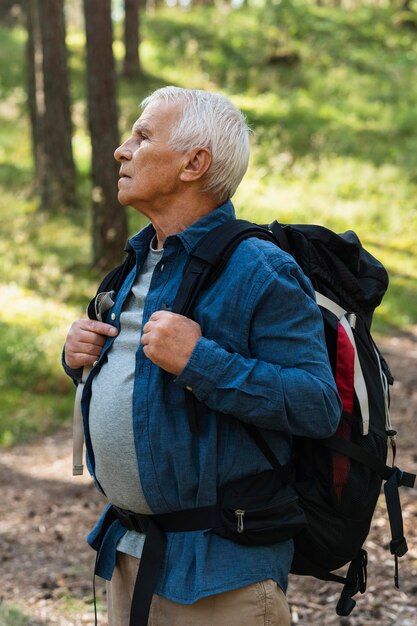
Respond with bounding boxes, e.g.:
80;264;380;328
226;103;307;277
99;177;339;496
87;242;136;320
267;220;292;254
172;219;276;318
171;219;288;474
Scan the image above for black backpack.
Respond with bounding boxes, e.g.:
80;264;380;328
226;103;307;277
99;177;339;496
89;218;415;617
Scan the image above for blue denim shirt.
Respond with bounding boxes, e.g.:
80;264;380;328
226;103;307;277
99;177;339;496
67;200;341;604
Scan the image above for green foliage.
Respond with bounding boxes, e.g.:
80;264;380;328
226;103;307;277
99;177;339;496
0;196;97;446
1;1;417;445
0;603;33;626
0;26;26;100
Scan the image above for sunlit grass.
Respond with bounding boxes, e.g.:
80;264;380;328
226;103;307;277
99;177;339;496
0;603;31;626
236;152;417;333
0;282;82;446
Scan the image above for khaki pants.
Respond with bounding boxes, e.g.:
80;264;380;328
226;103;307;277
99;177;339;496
107;552;291;626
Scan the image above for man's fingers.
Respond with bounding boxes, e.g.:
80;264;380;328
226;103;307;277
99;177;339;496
71;340;103;356
64;318;118;370
81;319;118;337
149;310;163;322
64;337;103;366
143;311;180;333
67;352;100;367
75;330;113;348
67;320;118;345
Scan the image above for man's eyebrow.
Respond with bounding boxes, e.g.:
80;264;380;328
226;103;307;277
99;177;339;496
132;122;152;135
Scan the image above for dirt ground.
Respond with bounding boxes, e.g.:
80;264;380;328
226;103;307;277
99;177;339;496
1;333;416;626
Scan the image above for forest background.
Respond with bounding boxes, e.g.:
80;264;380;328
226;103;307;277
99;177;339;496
0;0;416;624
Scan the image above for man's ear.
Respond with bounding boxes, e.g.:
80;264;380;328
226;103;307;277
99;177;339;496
180;148;212;182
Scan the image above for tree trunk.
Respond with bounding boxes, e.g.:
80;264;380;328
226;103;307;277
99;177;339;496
26;0;45;188
83;0;128;270
25;0;77;211
123;0;141;76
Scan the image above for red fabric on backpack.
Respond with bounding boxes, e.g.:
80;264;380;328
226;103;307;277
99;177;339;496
335;322;355;413
333;322;355;502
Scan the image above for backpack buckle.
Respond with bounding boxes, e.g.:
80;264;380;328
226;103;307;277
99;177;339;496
336;550;367;616
390;536;408;558
336;590;356;617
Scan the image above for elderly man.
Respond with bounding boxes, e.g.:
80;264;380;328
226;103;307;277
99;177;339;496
64;86;341;626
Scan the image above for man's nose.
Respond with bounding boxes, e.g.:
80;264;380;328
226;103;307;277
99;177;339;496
114;141;131;162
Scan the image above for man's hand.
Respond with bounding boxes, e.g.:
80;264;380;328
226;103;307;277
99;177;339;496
141;311;202;376
64;319;118;369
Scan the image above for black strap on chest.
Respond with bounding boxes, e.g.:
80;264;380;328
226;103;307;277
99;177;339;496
87;242;136;320
172;219;277;434
172;219;276;317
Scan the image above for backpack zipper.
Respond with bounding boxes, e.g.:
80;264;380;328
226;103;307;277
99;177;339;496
235;509;245;533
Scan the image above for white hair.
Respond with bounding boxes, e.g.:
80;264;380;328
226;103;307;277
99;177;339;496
140;86;250;203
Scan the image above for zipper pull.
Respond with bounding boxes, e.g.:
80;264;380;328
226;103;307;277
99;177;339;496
235;509;245;534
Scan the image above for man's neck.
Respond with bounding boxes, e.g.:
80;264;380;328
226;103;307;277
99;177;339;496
140;196;220;250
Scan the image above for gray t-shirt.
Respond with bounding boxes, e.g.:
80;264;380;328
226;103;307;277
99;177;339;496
89;245;163;558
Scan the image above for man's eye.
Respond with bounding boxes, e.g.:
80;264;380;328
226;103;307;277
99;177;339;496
132;130;147;142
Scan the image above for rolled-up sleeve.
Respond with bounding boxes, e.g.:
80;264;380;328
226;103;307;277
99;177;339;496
61;347;83;385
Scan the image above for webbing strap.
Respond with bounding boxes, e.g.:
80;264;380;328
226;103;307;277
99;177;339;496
173;220;275;319
72;365;90;476
315;292;346;319
293;545;367;616
384;469;409;588
315;292;370;435
184;386;200;435
72;291;115;476
322;436;400;482
172;257;212;319
336;550;368;617
111;505;221;626
242;422;289;477
172;220;276;435
87;246;135;321
322;437;415;493
130;519;167;626
267;220;292;254
372;342;395;457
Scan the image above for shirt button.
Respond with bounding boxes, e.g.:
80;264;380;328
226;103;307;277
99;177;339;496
111;313;116;321
186;386;193;392
93;360;98;367
160;264;164;272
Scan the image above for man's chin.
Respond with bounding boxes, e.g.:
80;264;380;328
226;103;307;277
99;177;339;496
117;192;130;207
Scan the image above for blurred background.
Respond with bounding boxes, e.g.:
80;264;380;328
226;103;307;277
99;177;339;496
0;0;416;624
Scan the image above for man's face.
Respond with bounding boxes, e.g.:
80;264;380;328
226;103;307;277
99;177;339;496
114;99;186;212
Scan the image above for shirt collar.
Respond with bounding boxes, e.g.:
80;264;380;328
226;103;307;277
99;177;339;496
129;222;156;254
176;199;236;253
